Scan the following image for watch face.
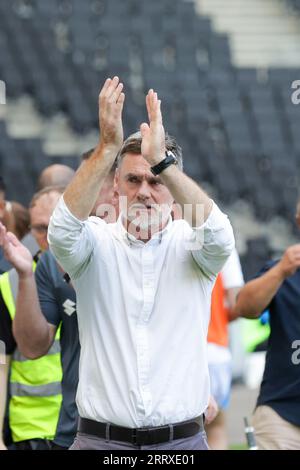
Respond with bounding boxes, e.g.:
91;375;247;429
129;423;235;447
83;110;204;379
166;150;178;163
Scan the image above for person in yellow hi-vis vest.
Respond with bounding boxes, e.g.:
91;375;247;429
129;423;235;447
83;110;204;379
0;186;66;450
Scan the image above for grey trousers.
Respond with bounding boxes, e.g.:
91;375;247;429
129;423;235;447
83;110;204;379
69;431;209;450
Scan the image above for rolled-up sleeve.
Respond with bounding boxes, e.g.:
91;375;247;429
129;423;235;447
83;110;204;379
48;196;101;279
190;201;235;279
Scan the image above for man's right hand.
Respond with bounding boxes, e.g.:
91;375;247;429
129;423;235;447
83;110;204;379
0;222;33;277
205;395;219;425
98;76;125;152
277;244;300;279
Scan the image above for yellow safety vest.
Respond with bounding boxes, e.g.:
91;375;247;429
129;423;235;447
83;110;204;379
0;264;62;442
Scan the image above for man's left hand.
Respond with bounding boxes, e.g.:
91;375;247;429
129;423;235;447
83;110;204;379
140;89;166;166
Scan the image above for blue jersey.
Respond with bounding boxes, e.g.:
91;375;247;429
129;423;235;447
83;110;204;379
35;250;79;447
254;260;300;426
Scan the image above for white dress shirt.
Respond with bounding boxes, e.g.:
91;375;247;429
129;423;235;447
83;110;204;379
48;196;234;428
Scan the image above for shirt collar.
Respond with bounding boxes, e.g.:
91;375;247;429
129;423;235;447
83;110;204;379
116;212;173;246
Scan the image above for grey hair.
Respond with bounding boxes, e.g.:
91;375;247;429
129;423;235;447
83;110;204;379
117;131;183;170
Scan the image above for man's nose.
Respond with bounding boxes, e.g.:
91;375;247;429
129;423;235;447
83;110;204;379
137;180;151;200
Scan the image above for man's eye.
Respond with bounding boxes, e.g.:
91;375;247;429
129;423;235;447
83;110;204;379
128;177;138;183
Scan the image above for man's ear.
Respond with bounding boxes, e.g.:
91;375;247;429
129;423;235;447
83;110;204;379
0;200;6;221
114;168;119;191
112;189;119;210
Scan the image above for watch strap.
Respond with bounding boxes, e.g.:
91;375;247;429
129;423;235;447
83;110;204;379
150;151;177;175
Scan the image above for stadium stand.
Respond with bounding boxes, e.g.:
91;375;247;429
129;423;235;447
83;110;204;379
286;0;300;13
0;0;299;233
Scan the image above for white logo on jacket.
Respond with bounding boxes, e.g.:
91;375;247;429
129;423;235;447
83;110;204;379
63;299;76;316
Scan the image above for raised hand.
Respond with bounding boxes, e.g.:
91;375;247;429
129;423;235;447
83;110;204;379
140;89;166;166
277;244;300;278
0;222;33;276
98;76;125;151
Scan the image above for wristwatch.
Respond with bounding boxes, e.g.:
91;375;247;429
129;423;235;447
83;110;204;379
150;150;178;176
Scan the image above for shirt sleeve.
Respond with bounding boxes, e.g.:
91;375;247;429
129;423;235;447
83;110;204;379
189;201;235;280
0;290;16;354
48;195;105;279
221;247;244;289
35;255;61;327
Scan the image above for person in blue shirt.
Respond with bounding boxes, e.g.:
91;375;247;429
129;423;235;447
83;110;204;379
234;202;300;449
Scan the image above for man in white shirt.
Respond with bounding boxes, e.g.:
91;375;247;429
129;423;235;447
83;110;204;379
48;77;235;450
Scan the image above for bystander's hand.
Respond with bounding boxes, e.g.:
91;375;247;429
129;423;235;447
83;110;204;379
277;244;300;279
0;222;33;278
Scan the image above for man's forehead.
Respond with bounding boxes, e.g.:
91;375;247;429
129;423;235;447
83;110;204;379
121;153;158;177
121;153;150;169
